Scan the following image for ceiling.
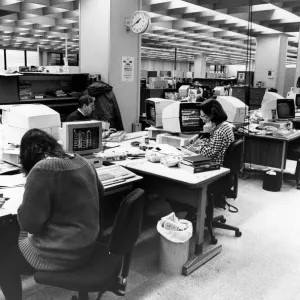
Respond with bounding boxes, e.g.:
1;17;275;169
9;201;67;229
0;0;299;66
142;0;300;65
0;0;79;53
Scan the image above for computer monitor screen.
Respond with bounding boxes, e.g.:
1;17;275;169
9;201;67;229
60;120;102;156
181;107;201;130
277;99;295;120
295;94;300;109
145;98;176;127
162;102;203;133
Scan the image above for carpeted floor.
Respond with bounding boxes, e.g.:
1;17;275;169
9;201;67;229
1;172;300;300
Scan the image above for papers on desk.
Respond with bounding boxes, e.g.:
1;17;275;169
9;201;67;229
0;186;24;216
0;173;26;188
0;162;20;175
238;124;260;134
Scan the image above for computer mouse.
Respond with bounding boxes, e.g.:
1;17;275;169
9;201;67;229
109;128;117;133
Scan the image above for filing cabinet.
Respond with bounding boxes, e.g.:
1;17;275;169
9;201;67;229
232;86;249;105
249;88;266;110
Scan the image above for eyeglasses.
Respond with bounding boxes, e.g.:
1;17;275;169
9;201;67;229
200;114;209;119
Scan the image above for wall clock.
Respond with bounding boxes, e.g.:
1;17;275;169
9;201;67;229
130;10;151;34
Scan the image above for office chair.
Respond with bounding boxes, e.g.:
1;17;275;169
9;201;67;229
34;188;145;300
286;142;300;190
206;139;244;244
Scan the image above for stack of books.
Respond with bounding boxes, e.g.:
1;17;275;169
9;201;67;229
178;154;220;174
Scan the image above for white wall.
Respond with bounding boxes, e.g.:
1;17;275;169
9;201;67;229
227;65;246;77
79;0;110;81
254;34;288;95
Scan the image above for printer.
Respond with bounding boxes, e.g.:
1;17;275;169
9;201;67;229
1;104;61;145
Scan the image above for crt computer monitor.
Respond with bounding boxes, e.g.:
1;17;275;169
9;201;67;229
162;102;203;133
59;120;102;156
217;96;249;123
277;99;295;120
296;94;300;110
287;92;300;110
145;98;176;127
261;92;285;120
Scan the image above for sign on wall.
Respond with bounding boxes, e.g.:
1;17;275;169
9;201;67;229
122;56;134;82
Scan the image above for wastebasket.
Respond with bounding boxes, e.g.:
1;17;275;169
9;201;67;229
157;213;193;275
159;235;190;275
262;170;281;192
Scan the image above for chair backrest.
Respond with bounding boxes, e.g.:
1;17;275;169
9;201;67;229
223;139;244;174
109;188;145;255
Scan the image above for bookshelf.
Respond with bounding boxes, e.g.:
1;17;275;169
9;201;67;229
0;72;89;121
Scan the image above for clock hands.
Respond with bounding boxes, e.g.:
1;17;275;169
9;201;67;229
131;18;141;27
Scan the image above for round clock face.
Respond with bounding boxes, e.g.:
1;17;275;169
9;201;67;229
131;10;150;34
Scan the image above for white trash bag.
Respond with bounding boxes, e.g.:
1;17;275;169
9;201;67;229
157;212;193;243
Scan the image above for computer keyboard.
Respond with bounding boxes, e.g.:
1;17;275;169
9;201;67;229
96;165;136;186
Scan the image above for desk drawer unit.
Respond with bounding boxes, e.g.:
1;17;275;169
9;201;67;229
243;136;285;169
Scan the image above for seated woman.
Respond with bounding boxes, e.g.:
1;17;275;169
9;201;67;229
187;99;234;166
0;129;104;300
186;99;235;208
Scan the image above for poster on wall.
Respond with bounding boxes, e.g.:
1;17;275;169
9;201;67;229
122;56;134;82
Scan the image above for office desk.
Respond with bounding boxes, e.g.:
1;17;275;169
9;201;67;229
0;171;142;244
241;131;300;186
118;159;230;275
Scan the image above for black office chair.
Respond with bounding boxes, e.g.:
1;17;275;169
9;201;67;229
34;188;145;300
206;139;244;244
286;141;300;189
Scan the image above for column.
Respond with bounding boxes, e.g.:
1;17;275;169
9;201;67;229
254;34;288;96
194;54;207;78
79;0;141;132
294;27;300;90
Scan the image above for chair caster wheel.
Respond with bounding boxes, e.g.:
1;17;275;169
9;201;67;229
211;237;218;244
235;230;242;237
220;217;226;224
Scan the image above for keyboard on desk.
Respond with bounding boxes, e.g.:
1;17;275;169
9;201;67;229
96;165;136;186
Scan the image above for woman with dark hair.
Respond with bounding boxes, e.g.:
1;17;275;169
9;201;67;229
0;128;104;300
187;99;234;166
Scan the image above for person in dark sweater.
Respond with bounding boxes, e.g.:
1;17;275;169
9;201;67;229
67;95;95;122
0;129;104;300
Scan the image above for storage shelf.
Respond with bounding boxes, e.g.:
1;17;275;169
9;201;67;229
20;96;79;102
